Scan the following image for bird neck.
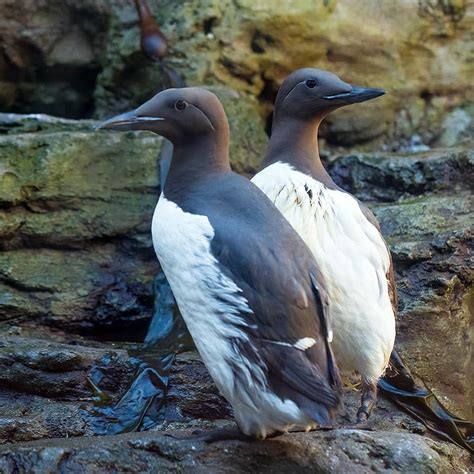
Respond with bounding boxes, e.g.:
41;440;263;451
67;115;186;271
265;115;334;186
163;135;231;196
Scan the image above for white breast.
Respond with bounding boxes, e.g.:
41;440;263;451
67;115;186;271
252;162;396;381
151;194;317;437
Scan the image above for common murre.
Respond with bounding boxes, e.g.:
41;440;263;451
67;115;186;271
96;86;342;440
251;68;392;422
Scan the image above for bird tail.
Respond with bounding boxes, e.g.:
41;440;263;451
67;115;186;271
379;349;474;453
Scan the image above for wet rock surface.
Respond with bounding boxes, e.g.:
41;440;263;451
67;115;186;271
0;428;472;473
0;336;472;472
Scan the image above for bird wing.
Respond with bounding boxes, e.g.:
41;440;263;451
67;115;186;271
205;179;342;417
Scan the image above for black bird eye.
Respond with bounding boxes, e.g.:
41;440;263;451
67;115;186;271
175;100;187;111
305;79;318;89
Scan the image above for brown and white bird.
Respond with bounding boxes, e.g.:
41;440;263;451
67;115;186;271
97;87;341;440
252;68;393;422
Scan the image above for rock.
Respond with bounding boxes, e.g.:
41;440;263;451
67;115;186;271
0;114;161;334
328;147;473;202
0;336;229;444
0;335;134;443
440;107;473;147
1;0;472;149
0;427;471;473
0;0;110;118
0;336;471;472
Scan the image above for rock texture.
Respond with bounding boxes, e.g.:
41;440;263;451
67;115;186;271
0;0;472;149
0;336;472;472
0;428;471;473
0;114;161;335
0;0;473;471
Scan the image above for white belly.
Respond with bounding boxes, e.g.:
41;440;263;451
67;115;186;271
151;194;316;437
252;163;396;381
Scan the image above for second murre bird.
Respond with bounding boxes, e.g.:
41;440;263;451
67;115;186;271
252;68;393;423
96;87;341;441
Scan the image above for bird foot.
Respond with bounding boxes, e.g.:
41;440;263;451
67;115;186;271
357;407;370;423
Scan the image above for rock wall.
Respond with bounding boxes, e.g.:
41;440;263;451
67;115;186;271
0;0;472;469
0;0;472;149
0;115;160;335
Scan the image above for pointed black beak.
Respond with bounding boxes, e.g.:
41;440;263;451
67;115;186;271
323;85;385;104
94;110;164;131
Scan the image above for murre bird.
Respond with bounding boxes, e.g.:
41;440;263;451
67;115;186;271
96;87;342;440
252;68;394;422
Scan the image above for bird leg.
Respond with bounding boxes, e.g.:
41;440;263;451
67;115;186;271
357;379;378;423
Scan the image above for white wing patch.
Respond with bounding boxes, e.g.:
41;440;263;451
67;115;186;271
294;337;317;350
252;162;396;382
263;337;316;351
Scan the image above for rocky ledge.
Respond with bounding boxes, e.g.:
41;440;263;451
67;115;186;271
0;336;472;473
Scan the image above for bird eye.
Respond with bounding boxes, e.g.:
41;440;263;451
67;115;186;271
175;100;187;111
305;79;318;89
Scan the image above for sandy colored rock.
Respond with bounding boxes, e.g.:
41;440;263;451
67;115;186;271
0;0;472;148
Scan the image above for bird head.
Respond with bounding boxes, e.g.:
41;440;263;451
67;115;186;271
273;68;385;123
95;87;228;146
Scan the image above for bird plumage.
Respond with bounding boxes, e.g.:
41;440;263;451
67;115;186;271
252;162;395;382
252;68;393;420
155;170;341;438
97;87;342;438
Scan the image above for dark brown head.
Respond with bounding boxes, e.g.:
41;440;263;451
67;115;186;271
273;68;385;124
95;87;229;149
